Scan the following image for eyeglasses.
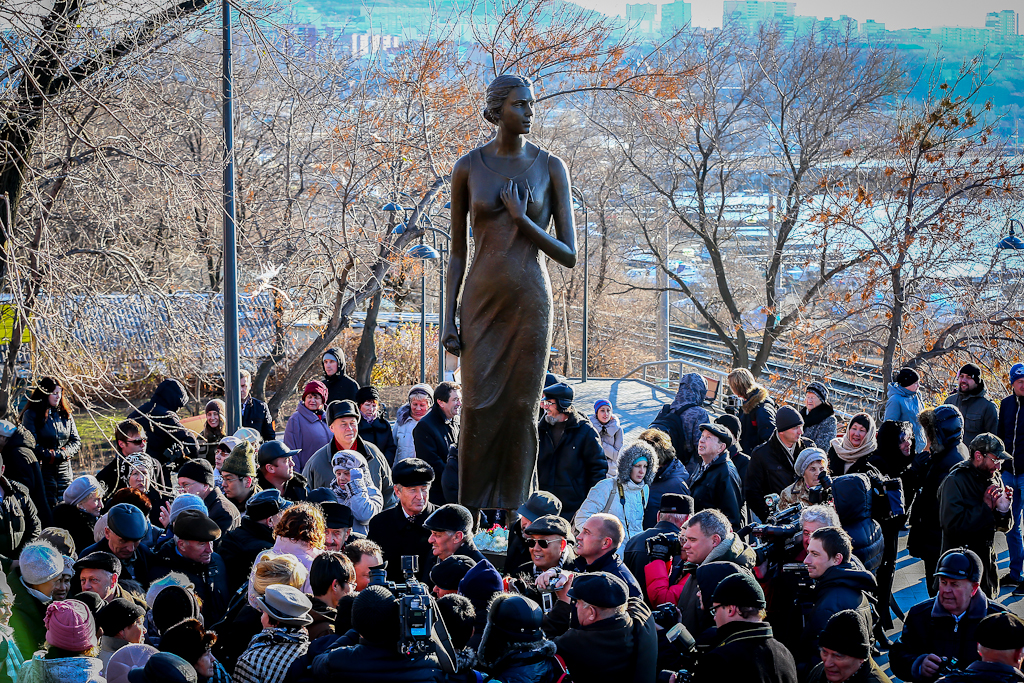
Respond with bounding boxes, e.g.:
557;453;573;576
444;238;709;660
525;538;559;549
127;438;147;445
708;604;725;617
540;399;555;406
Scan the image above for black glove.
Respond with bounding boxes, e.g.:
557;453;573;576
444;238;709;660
646;533;681;562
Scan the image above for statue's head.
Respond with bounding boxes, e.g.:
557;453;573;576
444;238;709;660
482;74;534;126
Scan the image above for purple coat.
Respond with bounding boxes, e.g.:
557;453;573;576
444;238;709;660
283;403;332;471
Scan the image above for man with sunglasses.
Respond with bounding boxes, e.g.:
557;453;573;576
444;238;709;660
505;514;578;607
938;433;1013;599
96;419;169;498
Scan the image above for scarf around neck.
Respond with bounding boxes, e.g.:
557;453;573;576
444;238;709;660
830;420;877;464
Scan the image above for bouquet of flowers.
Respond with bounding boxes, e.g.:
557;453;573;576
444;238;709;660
473;524;509;554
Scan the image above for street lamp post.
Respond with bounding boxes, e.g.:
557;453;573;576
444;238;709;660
406;243;440;383
222;0;241;432
572;188;588;382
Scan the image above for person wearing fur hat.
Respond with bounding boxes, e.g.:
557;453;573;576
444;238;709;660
176;459;240;535
590;399;624;478
283;381;332;472
52;476;104;557
198;400;227;467
689;423;744;529
391;384;433;465
573;442;658;548
807;610;890;683
727;368;778;455
367;458;437;584
746;406;816;522
943;363;997;447
328;450;382;535
780;448;829;509
159;618;224;683
477;594;560;683
802;382;838;451
884;366;925;447
828;413;879;476
355;387;397;467
17;599;104;683
321;348;359;406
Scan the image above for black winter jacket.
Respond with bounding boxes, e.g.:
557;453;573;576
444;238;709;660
0;477;40;565
22;405;80;504
147;544;230;624
367;502;437;584
128;379;198;466
739;387;777;455
644;458;690;529
2;426;50;527
553;598;657;683
908;442;969;561
746;434;815;521
216;515;275;588
313;641;445;681
945;385;998;447
797;562;875;674
890;589;1006;681
832;473;884;573
322;353;359;406
359;415;398;467
937;661;1024;683
241;396;276;443
413;404;458;505
203;486;241;534
51;502;97;559
998;393;1024;472
537;408;606;521
689;451;744;529
694;620;798;683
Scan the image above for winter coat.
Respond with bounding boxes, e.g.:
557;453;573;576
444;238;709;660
739;385;777;455
779;478;814;509
21;407;80;505
15;655;104;683
359;415;398;468
807;659;891;683
0;477;40;565
216;515;275;588
553;598;657;683
998;393;1024;472
2;427;50;528
693;620;799;683
322;352;359;405
676;534;757;636
827;445;880;478
537;408;607;521
573;448;657;546
312;641;445;682
8;570;47;661
945;384;998;447
939;459;1011;598
832;473;884;573
413;405;458;505
797;562;876;674
689;451;744;529
203;486;241;535
571;549;643;599
800;403;838;451
478;595;560;683
391;404;420;463
936;661;1024;683
302;436;395;511
128;379;198;470
907;439;968;562
746;434;815;521
328;467;383;534
367;502;437;584
890;588;1006;682
589;414;624;477
241;396;276;443
234;627;309;683
649;373;711;472
884;383;925;447
80;537;156;587
147;543;230;624
256;471;308;504
283;403;332;472
644;458;690;529
50;503;96;560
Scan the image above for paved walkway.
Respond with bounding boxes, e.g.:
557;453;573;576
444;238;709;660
569;377;1024;682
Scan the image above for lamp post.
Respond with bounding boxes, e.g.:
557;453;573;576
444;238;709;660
997;219;1024;251
397;220;451;383
406;243;440;383
222;0;241;432
572;188;588;382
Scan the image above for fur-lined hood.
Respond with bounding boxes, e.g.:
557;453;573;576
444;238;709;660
742;385;770;414
615;442;658;487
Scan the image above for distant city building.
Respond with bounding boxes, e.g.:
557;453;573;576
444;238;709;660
986;10;1018;38
860;19;886;40
723;1;795;34
661;0;692;35
626;3;658;35
351;32;401;58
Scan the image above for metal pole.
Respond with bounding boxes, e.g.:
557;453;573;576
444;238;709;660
582;201;589;382
222;0;241;433
438;250;445;384
420;266;426;384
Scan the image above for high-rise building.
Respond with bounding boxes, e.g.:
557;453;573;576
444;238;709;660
985;10;1018;38
626;3;658;34
723;1;795;34
662;0;692;35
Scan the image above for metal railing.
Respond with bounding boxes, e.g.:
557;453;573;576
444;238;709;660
621;359;732;413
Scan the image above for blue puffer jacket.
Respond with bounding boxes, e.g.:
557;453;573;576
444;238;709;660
884;383;924;447
832;473;884;573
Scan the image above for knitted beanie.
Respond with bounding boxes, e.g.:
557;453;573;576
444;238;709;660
818;609;870;659
168;494;207;524
44;599;97;652
20;541;63;586
220;441;258;478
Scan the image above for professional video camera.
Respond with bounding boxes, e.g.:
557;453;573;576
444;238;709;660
739;495;803;580
807;471;833;506
367;555;451;659
646;532;682;560
657;621;698;683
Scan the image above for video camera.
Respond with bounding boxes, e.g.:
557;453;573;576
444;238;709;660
739;495;803;581
807;471;833;506
657;621;698;683
367;555;443;658
724;395;743;415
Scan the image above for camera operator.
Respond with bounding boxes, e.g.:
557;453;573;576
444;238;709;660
550;572;658;682
795;526;875;677
692;573;797;683
624;493;692;601
808;610;891;683
936;613;1024;683
938;434;1013;599
678;509;756;636
890;549;1007;683
690;424;744;529
311;584;445;680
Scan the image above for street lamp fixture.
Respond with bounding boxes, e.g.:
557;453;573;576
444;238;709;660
998;219;1024;250
407;244;440;383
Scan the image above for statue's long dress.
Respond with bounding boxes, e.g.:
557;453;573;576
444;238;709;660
457;147;554;509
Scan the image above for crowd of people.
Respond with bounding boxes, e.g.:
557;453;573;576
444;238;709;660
0;350;1023;683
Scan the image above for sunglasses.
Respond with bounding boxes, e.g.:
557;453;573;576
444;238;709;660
525;538;559;549
127;438;147;445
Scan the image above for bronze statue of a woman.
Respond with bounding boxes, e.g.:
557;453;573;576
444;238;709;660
442;74;577;510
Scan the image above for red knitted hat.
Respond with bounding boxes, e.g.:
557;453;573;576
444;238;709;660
45;600;97;652
302;380;328;404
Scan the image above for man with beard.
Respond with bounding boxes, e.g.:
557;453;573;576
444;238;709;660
945;364;998;447
537;383;606;521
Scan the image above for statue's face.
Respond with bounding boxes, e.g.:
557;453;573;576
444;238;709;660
500;86;535;135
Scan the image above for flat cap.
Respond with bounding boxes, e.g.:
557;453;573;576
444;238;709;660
177;459;215;488
542;382;574;404
172;509;221;542
976;612;1024;651
107;503;150;542
523;515;573;539
568;571;628;609
697;423;733;448
429;555;477;591
423;504;474;534
659;493;694;515
245;488;292;522
392;458;435;487
970;433;1009;460
711;572;765;609
74;551;121;576
516;491;562;522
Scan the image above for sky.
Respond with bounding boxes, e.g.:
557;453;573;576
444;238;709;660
574;0;1020;30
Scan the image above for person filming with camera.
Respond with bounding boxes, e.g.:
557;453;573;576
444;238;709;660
935;612;1024;683
624;493;692;602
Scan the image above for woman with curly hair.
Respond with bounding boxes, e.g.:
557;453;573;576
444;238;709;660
270;503;324;592
20;378;80;507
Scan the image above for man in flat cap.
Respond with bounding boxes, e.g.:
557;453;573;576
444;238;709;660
551;571;657;682
74;551;123;603
306;488;356;551
176;457;241;534
622;492;692;599
505;514;576;606
81;502;155;587
429;555;476;598
694;573;798;683
368;458;438;583
148;509;229;624
936;612;1024;683
217;488;291;588
504;490;562;570
423;503;485;564
690;423;744;529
